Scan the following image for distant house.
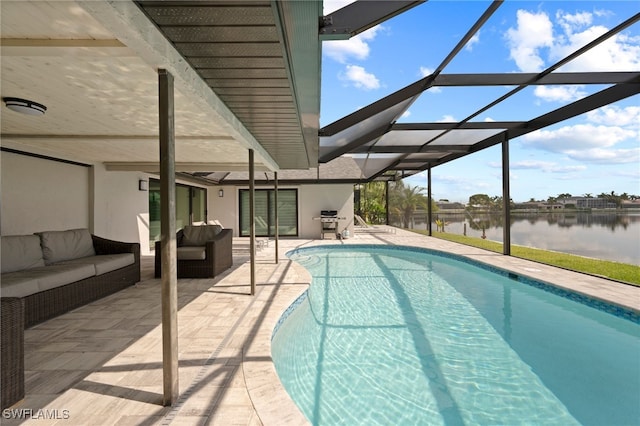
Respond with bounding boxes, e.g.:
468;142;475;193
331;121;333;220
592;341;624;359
512;202;541;211
540;203;564;210
436;201;465;211
621;200;640;209
558;197;616;209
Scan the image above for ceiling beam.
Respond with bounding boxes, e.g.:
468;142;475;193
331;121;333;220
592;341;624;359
0;134;235;141
104;162;272;172
319;1;425;40
355;145;469;154
432;72;640;87
0;38;134;57
392;121;525;130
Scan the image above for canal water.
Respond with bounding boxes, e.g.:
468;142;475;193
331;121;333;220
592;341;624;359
404;211;640;265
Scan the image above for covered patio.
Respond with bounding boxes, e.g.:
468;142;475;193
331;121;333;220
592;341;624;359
2;0;639;421
4;230;638;425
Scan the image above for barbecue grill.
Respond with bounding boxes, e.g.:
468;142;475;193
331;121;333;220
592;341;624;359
314;210;345;239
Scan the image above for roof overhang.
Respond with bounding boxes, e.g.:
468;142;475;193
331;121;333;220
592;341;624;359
1;0;322;172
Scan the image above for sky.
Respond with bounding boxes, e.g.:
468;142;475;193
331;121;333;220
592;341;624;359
320;0;640;203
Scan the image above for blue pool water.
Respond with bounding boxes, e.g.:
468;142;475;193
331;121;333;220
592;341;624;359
272;245;640;426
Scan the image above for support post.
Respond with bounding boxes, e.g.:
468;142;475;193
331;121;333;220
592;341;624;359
159;69;178;406
249;149;256;295
385;181;390;225
502;134;511;255
427;168;433;236
274;171;279;264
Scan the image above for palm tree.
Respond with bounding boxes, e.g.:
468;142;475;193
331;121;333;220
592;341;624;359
389;184;427;228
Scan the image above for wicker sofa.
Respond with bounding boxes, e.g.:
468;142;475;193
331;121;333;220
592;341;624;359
0;229;140;409
155;225;233;278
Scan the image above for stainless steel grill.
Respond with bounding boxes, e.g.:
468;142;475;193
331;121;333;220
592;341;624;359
315;210;343;239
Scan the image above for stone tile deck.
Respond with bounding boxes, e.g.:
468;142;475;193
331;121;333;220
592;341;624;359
5;228;638;425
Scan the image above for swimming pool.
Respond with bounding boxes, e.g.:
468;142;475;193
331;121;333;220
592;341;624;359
272;245;639;426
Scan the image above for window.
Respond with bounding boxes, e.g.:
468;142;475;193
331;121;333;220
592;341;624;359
239;189;298;237
149;180;207;247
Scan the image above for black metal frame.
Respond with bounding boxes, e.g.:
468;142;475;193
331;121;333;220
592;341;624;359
316;3;640;182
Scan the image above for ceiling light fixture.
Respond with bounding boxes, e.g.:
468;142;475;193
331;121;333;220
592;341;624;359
3;97;47;116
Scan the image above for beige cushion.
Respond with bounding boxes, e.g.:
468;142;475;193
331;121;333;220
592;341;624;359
37;229;96;264
1;234;45;273
177;246;206;260
0;272;40;297
182;225;222;246
0;263;95;297
55;253;135;275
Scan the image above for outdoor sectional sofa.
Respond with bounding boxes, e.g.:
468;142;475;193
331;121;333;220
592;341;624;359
0;228;141;409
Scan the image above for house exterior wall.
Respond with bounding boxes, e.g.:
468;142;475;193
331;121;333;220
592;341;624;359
2;150;355;251
1;151;90;235
298;184;354;239
91;163;151;253
210;185;238;231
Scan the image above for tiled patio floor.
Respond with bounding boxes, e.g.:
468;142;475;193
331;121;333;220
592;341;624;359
5;228;638;425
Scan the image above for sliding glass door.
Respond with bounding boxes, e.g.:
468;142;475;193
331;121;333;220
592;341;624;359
239;189;298;237
149;180;207;248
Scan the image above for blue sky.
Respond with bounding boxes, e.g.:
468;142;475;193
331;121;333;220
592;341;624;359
320;0;640;203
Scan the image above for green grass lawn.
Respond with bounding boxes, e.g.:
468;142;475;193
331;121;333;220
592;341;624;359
409;230;640;286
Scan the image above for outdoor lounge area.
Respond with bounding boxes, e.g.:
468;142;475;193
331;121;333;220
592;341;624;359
1;230;638;425
1;0;639;423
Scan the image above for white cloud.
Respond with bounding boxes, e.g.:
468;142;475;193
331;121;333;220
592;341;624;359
521;123;638;164
419;66;433;77
505;8;640;73
339;65;380;90
533;85;587;102
611;169;640;179
554;29;640;72
323;25;385;63
505;10;554;72
465;32;480;51
490;160;587;173
556;10;593;34
522;124;634;151
565;147;640;164
586;105;640;127
401;110;411;118
434;175;491;190
509;160;556;170
552;165;588;173
437;115;457;122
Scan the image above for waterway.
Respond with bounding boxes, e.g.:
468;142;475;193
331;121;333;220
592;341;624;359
402;211;640;265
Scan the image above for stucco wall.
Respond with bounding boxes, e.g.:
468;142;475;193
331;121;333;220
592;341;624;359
91;163;151;253
1;151;90;235
298;184;354;239
0;153;154;252
209;185;238;231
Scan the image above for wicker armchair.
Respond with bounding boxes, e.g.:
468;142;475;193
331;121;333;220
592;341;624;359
154;227;233;278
